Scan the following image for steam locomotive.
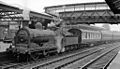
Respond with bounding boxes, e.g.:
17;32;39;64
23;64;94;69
6;24;120;61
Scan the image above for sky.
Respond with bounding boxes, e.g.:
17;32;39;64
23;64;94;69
0;0;120;31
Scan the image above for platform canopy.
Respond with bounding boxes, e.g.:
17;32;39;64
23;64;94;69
44;2;110;17
45;2;120;24
105;0;120;14
0;1;53;22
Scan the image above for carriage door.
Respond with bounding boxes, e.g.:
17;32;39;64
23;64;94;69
68;29;82;44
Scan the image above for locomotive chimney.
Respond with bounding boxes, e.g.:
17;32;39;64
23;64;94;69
35;22;43;30
22;20;29;28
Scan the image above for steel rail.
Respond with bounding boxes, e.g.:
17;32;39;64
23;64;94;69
102;51;118;69
16;42;120;69
22;47;104;69
79;46;120;69
27;45;113;69
1;63;24;69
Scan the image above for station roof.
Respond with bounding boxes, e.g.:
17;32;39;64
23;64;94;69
0;1;53;22
105;0;120;14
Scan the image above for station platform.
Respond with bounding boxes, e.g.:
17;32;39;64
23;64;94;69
108;50;120;69
0;42;11;52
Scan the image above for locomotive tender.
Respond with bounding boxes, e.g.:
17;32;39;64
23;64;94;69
7;24;120;60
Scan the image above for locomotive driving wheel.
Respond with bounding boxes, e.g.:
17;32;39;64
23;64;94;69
16;54;20;62
16;54;27;62
30;53;40;61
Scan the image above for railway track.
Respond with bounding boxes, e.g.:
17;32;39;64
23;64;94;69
0;42;119;69
0;63;26;69
0;51;21;69
0;54;19;69
61;46;120;69
20;42;120;69
84;46;120;69
75;46;119;69
0;52;7;58
0;46;87;69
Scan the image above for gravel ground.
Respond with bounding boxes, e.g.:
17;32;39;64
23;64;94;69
0;42;11;52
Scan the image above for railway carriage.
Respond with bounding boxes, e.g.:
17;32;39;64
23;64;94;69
80;29;101;46
112;32;120;41
101;31;113;42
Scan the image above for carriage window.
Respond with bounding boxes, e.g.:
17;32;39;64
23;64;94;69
86;32;88;39
87;32;89;39
86;33;87;39
95;33;97;39
91;33;92;39
91;33;93;39
93;33;95;39
98;34;99;38
99;34;101;39
95;33;97;38
89;33;91;39
97;34;98;38
96;34;98;38
96;33;97;38
82;32;86;39
100;34;101;38
92;33;94;39
85;32;87;39
97;34;99;38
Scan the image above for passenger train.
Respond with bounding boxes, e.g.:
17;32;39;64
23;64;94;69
6;23;120;61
